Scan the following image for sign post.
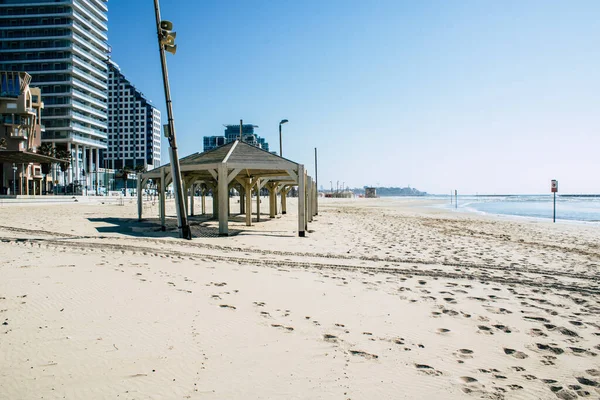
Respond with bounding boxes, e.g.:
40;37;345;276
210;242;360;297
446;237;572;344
551;179;558;223
455;190;458;209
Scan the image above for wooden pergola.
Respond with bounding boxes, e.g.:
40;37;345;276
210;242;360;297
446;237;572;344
137;140;318;237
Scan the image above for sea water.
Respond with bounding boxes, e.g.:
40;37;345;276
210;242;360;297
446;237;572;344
442;195;600;223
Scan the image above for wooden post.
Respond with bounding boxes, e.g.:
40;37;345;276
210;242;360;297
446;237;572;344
201;186;206;215
239;186;245;215
212;185;218;220
307;176;313;223
313;182;317;217
190;183;195;216
245;178;252;226
281;186;288;214
256;178;261;223
268;183;276;218
218;163;228;236
298;165;305;237
137;174;142;221
160;168;166;230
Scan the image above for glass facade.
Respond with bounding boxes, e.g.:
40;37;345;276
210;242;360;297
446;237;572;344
203;124;270;152
0;0;109;150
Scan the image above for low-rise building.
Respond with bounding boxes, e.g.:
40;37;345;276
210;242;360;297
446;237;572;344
0;71;46;195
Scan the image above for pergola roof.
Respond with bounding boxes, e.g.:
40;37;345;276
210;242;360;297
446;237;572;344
142;140;300;185
137;140;315;238
0;149;65;164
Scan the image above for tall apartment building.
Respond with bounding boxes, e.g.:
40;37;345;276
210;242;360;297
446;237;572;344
102;60;161;171
203;124;270;152
0;0;109;188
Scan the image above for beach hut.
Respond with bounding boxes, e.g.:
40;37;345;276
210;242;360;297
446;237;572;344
138;140;317;237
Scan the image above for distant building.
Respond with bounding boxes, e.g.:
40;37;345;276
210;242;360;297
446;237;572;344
0;71;45;194
0;0;110;188
203;124;270;152
102;61;161;170
365;187;377;198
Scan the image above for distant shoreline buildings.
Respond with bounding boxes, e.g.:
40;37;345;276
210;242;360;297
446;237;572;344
203;124;270;153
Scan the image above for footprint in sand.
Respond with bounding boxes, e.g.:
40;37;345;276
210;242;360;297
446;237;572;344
271;324;294;331
478;325;494;334
504;348;529;359
348;350;378;359
414;364;442;376
529;328;547;337
493;324;512;333
323;334;338;343
535;343;564;355
454;349;474;359
436;328;451;334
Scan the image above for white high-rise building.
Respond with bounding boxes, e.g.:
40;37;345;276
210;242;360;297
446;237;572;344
0;0;109;190
102;60;161;171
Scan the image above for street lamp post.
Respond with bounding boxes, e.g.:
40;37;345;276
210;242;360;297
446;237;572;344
153;0;191;239
279;119;288;157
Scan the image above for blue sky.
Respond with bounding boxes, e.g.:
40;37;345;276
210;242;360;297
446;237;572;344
108;0;600;194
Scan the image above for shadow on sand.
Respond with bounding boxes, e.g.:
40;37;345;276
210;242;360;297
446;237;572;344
88;213;295;238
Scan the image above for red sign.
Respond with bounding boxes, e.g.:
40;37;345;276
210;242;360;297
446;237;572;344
551;180;558;193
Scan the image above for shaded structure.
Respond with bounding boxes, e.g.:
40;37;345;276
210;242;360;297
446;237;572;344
138;140;317;237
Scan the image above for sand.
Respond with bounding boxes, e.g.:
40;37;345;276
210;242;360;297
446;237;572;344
0;196;598;399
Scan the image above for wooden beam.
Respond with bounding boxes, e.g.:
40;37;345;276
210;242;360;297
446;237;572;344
227;168;242;184
286;169;298;183
208;169;218;181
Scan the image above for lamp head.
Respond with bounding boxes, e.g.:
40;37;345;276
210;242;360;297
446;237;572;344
280;119;288;125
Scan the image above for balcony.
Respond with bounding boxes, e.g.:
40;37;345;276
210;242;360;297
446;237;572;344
0;11;72;20
72;1;108;31
72;122;106;140
9;130;28;140
0;45;70;53
72;55;106;81
71;110;106;129
72;19;108;53
0;33;71;43
72;77;106;99
70;66;106;91
71;8;107;41
72;43;107;72
72;88;106;108
72;32;107;61
72;99;106;119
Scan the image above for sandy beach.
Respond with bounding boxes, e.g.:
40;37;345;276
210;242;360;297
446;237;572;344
0;197;598;399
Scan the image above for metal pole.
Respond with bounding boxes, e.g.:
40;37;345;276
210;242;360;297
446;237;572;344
12;164;16;195
239;119;243;141
455;190;457;209
279;123;282;157
553;192;556;223
153;0;191;239
314;148;318;191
